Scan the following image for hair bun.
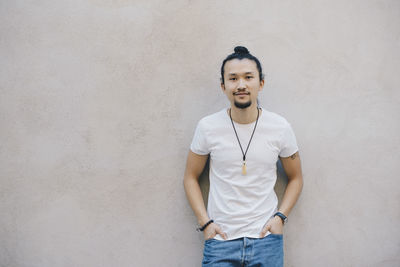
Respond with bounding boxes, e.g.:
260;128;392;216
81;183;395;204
234;46;249;54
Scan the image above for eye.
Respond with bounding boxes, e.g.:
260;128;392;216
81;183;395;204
246;76;253;79
229;77;237;81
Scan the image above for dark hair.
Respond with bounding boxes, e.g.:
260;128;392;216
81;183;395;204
220;46;264;84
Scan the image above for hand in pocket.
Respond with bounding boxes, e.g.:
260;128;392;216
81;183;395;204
260;216;283;237
204;222;228;240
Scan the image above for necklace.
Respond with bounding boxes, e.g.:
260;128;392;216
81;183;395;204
229;107;260;175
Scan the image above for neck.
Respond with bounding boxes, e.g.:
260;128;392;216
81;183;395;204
229;104;260;124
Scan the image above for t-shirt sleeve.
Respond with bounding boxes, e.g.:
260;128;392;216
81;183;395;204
279;122;299;157
190;120;210;155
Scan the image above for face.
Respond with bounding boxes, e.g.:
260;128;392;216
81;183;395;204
221;58;264;109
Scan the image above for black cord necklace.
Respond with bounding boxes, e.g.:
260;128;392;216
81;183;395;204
229;107;260;175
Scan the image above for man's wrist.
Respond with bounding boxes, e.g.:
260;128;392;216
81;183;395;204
273;211;288;224
198;217;211;226
196;219;214;232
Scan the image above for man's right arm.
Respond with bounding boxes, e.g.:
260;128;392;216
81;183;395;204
183;150;227;240
183;150;210;227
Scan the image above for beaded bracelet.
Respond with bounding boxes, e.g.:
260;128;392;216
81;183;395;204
196;219;214;232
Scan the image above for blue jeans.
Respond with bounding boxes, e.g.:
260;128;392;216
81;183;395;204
202;234;283;267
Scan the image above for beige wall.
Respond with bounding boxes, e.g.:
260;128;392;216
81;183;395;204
1;0;399;266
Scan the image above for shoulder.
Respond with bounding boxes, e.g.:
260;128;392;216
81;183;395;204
261;108;291;127
196;109;226;128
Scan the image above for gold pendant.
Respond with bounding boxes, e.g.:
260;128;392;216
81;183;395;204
242;161;247;175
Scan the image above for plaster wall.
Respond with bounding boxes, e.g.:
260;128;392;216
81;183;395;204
1;0;399;266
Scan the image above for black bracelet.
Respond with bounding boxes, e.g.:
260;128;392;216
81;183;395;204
196;219;214;232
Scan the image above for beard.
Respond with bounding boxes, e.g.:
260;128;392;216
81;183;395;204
234;100;252;109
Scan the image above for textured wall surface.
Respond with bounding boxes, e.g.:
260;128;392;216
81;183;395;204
1;0;399;266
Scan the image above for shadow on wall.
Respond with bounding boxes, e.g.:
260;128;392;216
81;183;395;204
199;157;211;208
199;157;288;207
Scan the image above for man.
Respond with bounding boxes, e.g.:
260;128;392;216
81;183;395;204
183;46;303;267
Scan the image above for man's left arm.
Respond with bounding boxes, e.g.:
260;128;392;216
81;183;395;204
277;151;303;217
260;151;303;237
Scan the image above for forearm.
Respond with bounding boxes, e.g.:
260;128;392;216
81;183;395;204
278;174;303;217
183;175;210;226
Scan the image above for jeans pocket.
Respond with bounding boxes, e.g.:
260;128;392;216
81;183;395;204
268;233;283;238
205;238;216;243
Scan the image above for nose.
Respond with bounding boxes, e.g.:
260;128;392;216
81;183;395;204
237;78;246;90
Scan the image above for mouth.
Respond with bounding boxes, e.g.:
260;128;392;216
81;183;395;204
233;92;250;96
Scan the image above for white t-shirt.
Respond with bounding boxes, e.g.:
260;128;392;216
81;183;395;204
190;108;298;241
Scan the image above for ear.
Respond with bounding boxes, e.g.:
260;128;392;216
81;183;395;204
259;79;265;92
220;82;225;92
